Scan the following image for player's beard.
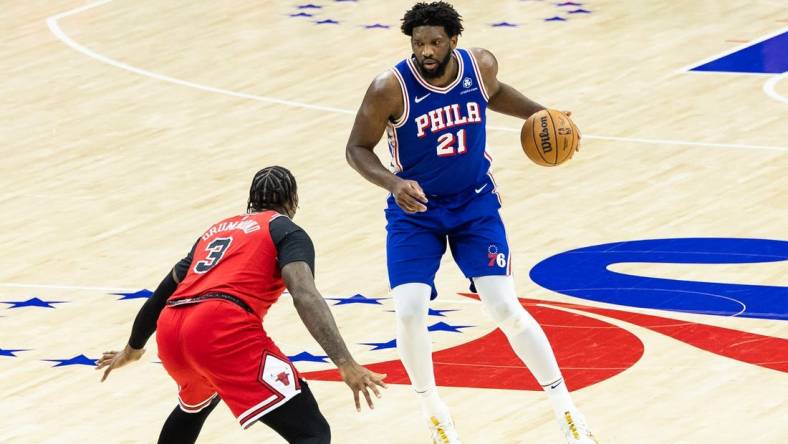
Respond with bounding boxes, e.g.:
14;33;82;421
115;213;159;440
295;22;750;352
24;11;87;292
417;50;453;79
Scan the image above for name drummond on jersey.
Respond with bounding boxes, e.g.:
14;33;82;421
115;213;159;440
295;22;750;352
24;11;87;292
200;219;261;241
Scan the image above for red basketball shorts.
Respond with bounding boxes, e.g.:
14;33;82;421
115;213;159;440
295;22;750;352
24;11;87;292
156;299;301;429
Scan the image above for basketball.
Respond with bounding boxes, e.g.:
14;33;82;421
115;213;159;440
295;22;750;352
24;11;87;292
520;109;579;166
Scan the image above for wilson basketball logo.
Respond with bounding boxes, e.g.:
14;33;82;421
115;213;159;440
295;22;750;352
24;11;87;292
538;116;552;152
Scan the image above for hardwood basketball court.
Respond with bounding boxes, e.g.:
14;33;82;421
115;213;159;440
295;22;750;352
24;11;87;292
1;1;786;443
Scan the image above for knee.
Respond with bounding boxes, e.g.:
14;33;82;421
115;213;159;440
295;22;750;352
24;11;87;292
314;417;331;444
298;417;330;444
484;299;516;322
486;302;533;336
392;284;430;328
396;304;427;328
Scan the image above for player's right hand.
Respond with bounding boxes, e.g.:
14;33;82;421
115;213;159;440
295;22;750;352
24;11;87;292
390;179;428;214
338;362;387;412
95;344;146;382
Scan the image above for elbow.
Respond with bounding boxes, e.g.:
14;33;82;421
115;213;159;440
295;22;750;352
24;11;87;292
345;145;353;166
345;145;359;171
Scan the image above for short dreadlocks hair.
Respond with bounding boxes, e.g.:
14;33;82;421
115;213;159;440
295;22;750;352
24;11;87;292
401;2;463;38
247;166;298;215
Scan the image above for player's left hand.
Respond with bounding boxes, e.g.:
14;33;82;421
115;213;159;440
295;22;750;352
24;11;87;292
338;361;387;412
95;344;145;382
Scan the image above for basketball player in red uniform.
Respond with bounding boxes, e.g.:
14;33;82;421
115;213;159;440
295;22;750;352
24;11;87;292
96;166;386;444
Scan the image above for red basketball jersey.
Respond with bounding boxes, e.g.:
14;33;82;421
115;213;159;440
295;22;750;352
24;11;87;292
171;211;286;319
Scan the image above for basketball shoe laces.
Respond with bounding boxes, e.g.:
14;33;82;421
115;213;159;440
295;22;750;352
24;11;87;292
430;416;459;444
562;411;598;443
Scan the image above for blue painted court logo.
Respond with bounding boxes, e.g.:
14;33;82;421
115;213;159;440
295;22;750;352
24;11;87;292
688;30;788;74
530;238;788;321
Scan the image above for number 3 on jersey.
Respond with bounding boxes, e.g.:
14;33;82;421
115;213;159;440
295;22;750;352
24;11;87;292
436;129;467;157
194;237;233;273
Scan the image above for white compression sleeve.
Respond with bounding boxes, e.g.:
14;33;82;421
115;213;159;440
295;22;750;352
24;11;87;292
392;283;453;421
392;283;435;392
473;275;563;385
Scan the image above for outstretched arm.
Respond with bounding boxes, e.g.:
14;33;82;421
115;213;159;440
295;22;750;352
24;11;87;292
471;47;546;120
272;217;386;410
282;261;387;411
345;71;428;214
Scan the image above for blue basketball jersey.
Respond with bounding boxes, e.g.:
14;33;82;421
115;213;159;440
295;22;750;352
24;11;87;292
387;48;492;196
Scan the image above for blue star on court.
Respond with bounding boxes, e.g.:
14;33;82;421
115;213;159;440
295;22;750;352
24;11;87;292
297;3;322;8
2;297;66;309
326;294;387;306
289;351;329;363
568;8;592;14
315;19;339;25
491;22;519;27
556;1;583;6
111;289;152;300
289;12;313;17
43;354;96;367
364;23;390;29
361;339;397;351
545;16;567;21
428;322;473;333
0;348;29;357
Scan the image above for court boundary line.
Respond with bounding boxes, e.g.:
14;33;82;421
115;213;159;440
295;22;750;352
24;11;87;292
46;0;353;115
764;71;788;105
46;1;788;152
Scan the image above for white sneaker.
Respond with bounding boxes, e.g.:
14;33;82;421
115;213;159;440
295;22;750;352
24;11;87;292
428;415;462;444
559;410;598;444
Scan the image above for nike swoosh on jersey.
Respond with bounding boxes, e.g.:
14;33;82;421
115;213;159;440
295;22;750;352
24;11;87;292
414;93;431;103
474;184;488;193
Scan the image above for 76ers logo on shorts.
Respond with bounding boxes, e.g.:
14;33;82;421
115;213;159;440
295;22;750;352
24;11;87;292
487;245;507;268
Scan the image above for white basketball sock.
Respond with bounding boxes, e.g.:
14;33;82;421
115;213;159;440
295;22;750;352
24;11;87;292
392;283;450;420
473;275;577;416
416;386;450;421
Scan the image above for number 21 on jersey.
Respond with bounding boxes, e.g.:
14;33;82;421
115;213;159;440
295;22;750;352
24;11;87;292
436;129;467;157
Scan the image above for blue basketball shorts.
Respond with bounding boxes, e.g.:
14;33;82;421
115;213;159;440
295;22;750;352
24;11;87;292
385;176;511;298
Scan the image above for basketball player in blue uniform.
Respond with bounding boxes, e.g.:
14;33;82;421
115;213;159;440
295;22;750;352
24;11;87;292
345;2;596;443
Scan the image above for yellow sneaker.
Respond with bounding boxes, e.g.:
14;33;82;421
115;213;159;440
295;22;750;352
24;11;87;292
561;410;598;444
429;415;462;444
